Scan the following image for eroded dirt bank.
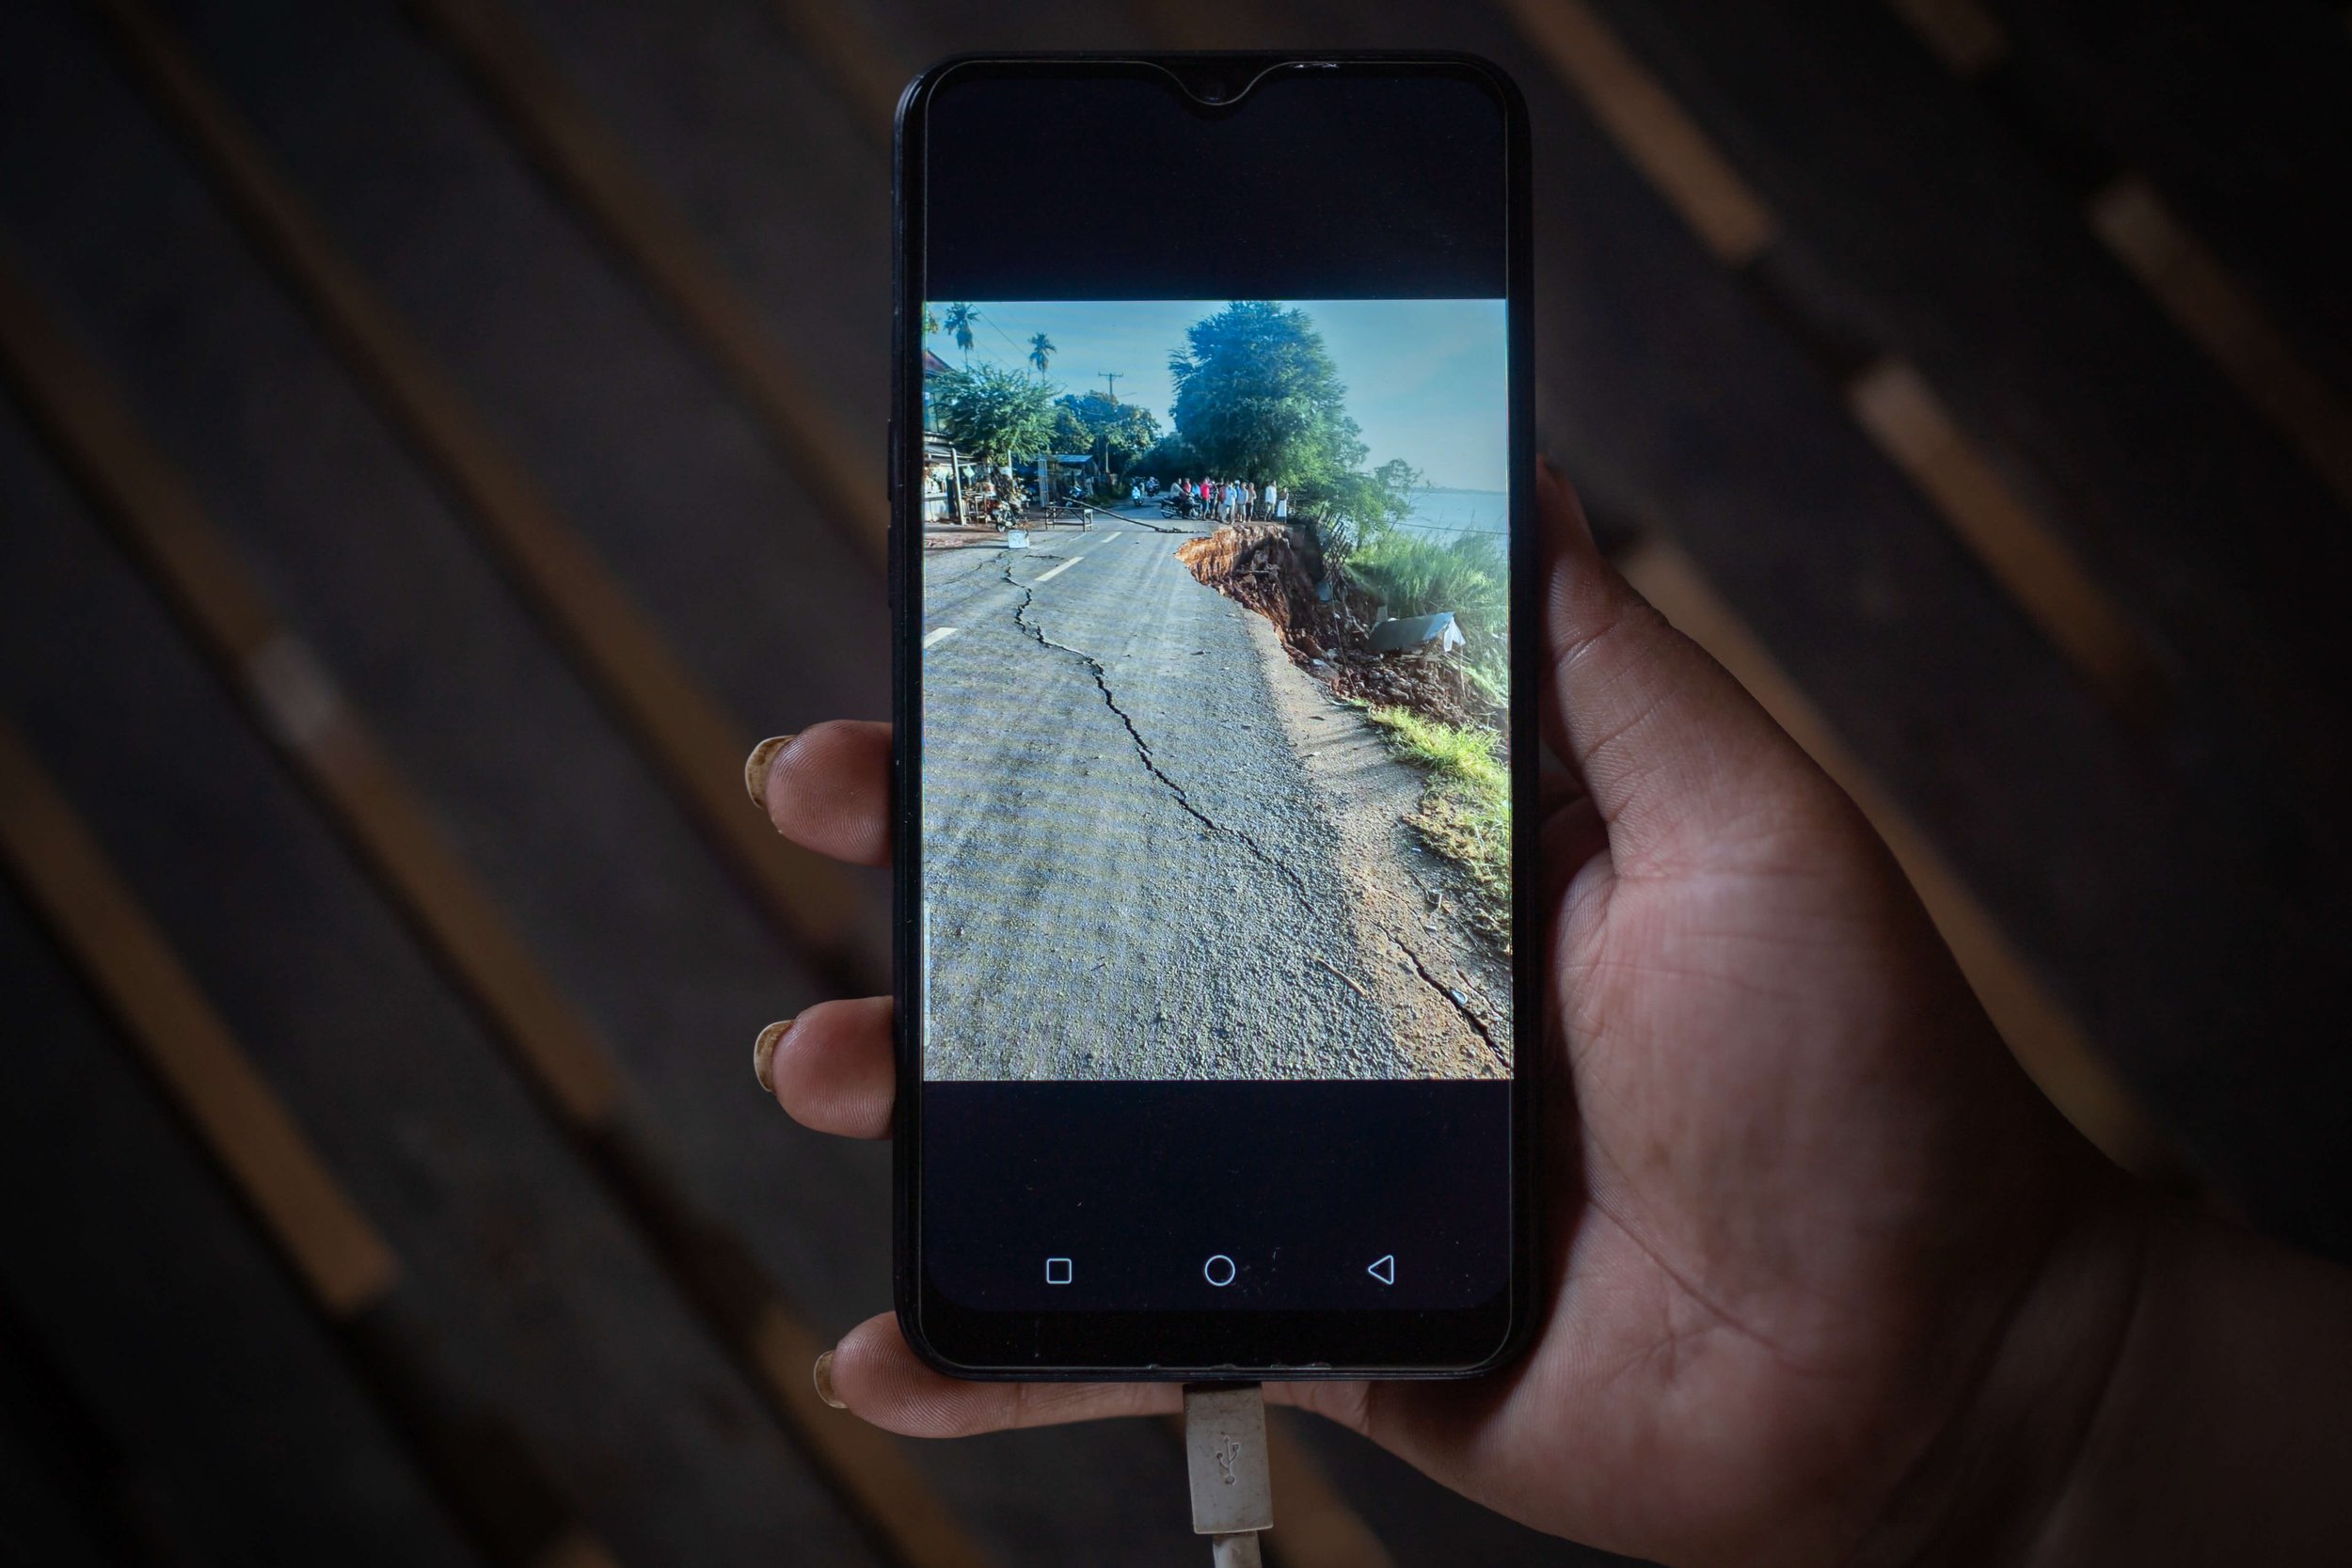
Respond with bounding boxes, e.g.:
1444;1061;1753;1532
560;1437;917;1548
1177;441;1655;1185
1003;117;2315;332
1177;524;1500;732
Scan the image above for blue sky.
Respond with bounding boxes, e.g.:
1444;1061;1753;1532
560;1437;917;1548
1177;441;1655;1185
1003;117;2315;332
924;299;1508;491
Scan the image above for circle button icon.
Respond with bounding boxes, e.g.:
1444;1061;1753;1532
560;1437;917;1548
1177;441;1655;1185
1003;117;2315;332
1202;1254;1237;1288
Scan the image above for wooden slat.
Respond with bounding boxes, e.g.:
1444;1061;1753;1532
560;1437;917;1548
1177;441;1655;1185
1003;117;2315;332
0;252;624;1131
1886;0;2009;75
1975;0;2352;397
87;0;866;983
413;0;887;566
1880;1;2352;525
767;0;914;139
0;1292;183;1568
0;250;990;1568
1120;0;1229;52
1486;0;2158;719
2088;174;2352;516
1263;1415;1397;1568
0;908;481;1567
583;1130;992;1568
1845;358;2157;714
1491;0;1776;266
0;721;398;1317
741;1307;985;1568
1502;0;2352;951
0;721;623;1568
1617;538;2164;1170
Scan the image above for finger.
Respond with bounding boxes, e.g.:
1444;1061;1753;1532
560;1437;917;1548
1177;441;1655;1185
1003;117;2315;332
762;996;895;1138
751;721;890;866
820;1314;1393;1441
1534;459;1819;871
1533;465;1597;777
822;1314;1179;1437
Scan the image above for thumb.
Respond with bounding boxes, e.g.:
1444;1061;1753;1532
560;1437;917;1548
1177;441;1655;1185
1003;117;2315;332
1536;461;1821;871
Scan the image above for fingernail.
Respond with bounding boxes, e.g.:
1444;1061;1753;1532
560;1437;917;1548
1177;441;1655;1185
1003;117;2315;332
813;1349;846;1409
754;1019;794;1095
743;735;798;809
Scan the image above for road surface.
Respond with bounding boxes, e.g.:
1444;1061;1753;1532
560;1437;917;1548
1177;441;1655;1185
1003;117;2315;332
918;508;1498;1080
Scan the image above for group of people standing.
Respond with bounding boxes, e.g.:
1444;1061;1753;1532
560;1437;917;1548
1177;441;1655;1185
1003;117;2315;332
1169;476;1287;523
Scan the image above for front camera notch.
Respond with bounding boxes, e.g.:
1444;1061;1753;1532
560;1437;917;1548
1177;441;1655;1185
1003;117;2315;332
1161;55;1285;111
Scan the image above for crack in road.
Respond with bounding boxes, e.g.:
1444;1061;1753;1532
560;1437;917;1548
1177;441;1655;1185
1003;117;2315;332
1002;560;1328;931
945;547;1504;1073
923;546;1026;621
1390;933;1508;1068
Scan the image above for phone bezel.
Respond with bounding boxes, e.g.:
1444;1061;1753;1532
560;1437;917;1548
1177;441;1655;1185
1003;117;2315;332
890;51;1541;1379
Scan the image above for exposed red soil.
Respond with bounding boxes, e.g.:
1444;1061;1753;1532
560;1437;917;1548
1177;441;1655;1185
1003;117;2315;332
1177;525;1499;731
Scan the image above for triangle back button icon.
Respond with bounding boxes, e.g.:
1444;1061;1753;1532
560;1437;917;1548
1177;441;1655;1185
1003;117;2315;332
1367;1255;1395;1286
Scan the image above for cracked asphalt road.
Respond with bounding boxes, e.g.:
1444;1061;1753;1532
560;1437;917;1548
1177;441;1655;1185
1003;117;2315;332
918;510;1421;1080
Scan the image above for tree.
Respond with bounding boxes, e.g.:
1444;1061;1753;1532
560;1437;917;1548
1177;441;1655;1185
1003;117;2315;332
922;303;941;336
941;302;979;362
1052;390;1162;478
1028;331;1056;372
1311;458;1425;549
1131;434;1200;483
1371;457;1425;503
1168;301;1366;488
929;363;1057;467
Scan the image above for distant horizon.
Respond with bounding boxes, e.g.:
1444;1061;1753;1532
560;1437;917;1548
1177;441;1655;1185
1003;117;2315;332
923;298;1508;492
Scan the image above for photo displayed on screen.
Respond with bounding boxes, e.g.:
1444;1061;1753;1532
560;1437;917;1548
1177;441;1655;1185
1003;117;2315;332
917;299;1511;1083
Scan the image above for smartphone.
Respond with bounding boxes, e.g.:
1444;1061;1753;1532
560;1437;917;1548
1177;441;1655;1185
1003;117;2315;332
890;53;1536;1377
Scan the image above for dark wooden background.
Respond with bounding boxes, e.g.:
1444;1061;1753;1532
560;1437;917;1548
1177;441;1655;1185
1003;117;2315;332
2;1;2347;1563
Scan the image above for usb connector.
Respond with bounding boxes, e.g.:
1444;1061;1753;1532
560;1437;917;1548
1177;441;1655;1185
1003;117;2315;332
1184;1383;1273;1566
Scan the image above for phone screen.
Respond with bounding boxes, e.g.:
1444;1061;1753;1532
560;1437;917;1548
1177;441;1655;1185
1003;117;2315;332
896;58;1533;1373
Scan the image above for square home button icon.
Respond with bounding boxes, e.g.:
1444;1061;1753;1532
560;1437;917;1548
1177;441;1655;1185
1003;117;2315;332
1044;1257;1073;1285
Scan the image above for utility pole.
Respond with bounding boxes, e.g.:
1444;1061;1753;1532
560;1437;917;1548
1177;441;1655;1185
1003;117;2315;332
1097;373;1121;488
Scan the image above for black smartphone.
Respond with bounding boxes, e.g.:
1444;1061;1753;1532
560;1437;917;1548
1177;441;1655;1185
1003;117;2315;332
890;53;1536;1377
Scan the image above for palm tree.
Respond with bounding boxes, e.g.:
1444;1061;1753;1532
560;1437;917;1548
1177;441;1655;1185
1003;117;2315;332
1027;331;1056;372
942;303;978;361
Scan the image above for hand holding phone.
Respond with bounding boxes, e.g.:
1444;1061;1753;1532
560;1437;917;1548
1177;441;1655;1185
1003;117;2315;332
753;463;2146;1564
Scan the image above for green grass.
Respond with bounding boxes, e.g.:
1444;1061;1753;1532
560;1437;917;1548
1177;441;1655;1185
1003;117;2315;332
1362;705;1511;942
1342;530;1508;685
1344;531;1504;624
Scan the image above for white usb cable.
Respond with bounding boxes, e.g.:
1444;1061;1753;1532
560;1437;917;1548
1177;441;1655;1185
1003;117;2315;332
1184;1383;1274;1567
